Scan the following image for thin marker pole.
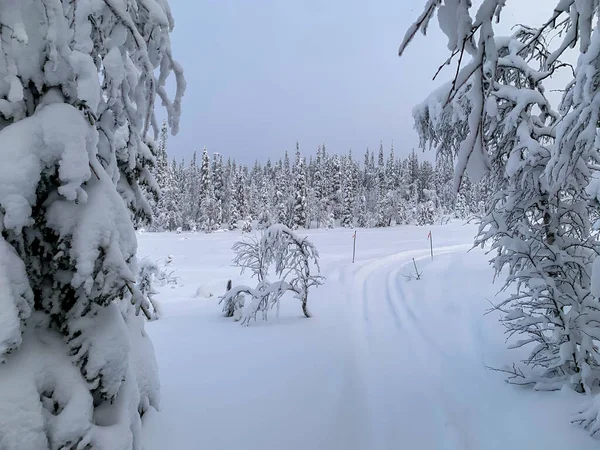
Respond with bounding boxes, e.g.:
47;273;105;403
428;230;433;260
352;230;357;263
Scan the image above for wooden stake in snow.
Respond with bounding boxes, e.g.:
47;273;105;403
352;230;357;263
412;258;422;280
428;230;433;260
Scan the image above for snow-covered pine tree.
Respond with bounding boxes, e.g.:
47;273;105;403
329;154;342;219
377;141;386;195
149;120;171;231
312;146;327;228
250;160;264;218
273;160;289;227
199;147;218;232
165;158;184;230
435;153;454;216
341;153;355;228
212;153;224;228
292;144;308;229
419;160;435;203
386;142;397;191
406;150;420;202
257;174;273;229
0;0;184;448
230;167;247;229
356;190;368;228
200;184;219;233
200;146;211;199
184;150;199;229
326;210;335;229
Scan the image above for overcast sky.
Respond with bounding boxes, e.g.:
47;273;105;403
164;1;553;164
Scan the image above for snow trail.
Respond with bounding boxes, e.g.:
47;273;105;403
140;225;599;450
341;245;472;449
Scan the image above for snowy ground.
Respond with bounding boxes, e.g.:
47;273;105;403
139;223;597;450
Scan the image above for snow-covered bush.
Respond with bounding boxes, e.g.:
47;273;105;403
241;216;253;233
417;200;434;226
220;225;325;325
0;0;184;448
137;259;167;321
257;208;273;230
326;211;335;229
222;279;244;320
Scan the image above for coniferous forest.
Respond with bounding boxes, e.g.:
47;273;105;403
147;121;490;232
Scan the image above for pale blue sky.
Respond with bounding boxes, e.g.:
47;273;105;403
164;1;549;164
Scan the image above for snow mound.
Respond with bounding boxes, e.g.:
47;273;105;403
194;286;214;298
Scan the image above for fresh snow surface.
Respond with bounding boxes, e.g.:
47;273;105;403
139;223;597;450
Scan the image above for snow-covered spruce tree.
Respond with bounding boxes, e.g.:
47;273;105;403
166;158;184;230
377;141;386;196
257;175;273;229
229;168;246;229
292;145;308;229
402;0;600;399
356;191;368;228
435;153;455;217
273;160;288;227
183;150;199;228
199;146;210;200
212;153;224;228
200;184;219;233
0;1;184;448
312;146;326;227
149;120;170;231
341;156;355;228
329;154;342;219
198;149;220;233
220;225;324;324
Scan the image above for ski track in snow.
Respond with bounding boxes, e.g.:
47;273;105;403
341;244;473;450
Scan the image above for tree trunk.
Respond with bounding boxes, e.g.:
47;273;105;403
301;295;311;318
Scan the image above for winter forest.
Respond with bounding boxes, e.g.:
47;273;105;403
6;1;600;450
148;124;489;233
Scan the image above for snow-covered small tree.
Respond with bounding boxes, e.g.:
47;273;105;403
326;210;335;229
220;225;325;324
137;259;163;321
241;216;253;233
